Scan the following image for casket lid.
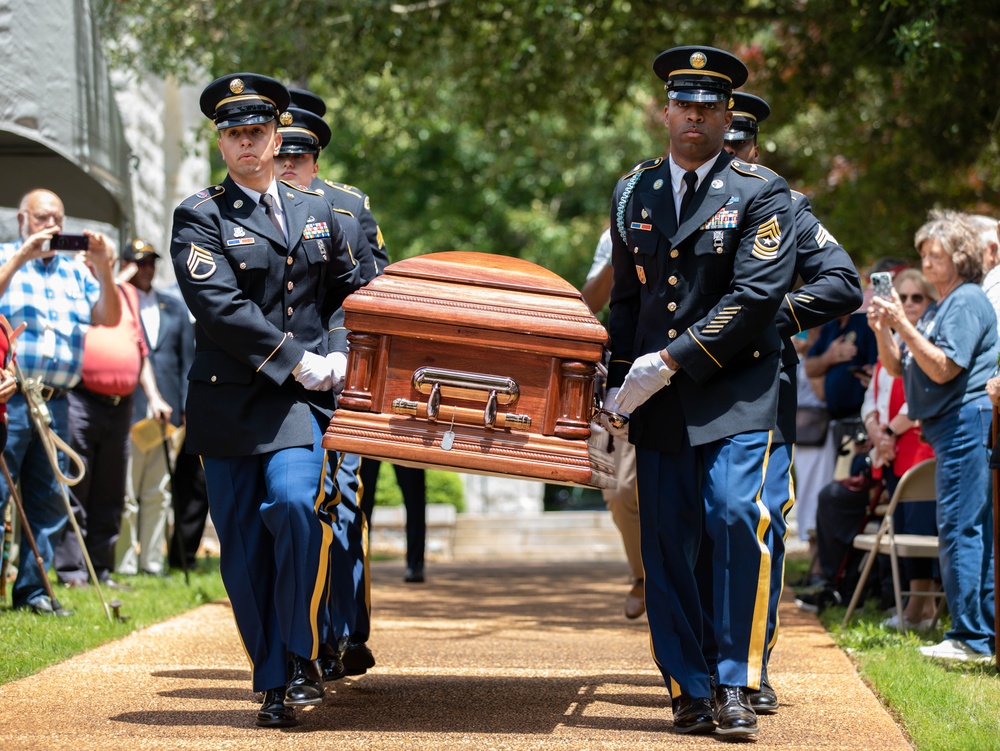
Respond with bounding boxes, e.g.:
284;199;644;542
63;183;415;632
345;251;608;347
386;251;581;298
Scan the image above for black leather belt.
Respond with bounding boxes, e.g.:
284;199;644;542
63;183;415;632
39;385;70;401
73;386;129;407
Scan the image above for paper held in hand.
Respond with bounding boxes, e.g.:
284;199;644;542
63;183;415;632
130;418;182;454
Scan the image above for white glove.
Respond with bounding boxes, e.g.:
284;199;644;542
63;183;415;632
615;352;675;413
326;352;348;394
294;351;333;391
598;387;630;437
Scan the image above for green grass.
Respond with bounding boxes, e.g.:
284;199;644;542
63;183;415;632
0;559;226;685
811;591;1000;751
787;551;1000;751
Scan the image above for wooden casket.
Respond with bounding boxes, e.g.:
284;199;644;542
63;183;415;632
322;251;615;488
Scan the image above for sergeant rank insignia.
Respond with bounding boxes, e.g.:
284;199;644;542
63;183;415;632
303;221;331;240
751;215;782;260
186;244;216;280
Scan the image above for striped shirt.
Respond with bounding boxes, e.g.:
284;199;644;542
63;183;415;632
0;242;100;388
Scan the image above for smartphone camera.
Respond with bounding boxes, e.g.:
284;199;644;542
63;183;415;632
49;233;89;252
871;271;893;301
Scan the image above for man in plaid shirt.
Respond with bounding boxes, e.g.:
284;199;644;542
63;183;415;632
0;189;120;615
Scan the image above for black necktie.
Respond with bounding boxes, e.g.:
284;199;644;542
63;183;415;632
678;170;698;223
259;193;285;240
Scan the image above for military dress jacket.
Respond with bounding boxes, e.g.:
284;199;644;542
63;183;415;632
776;191;862;352
772;190;863;443
607;151;796;452
316;179;389;274
308;177;378;285
170;175;361;457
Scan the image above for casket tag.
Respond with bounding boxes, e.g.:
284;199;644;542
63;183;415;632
441;408;457;451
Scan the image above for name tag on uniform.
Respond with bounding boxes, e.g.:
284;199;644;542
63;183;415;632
303;222;331;239
226;237;256;246
630;222;653;231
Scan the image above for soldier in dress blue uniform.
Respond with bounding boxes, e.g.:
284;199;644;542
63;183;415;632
722;93;863;713
169;72;362;729
275;95;380;681
288;88;390;274
601;47;796;737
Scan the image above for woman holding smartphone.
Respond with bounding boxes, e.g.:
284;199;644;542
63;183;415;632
869;210;997;662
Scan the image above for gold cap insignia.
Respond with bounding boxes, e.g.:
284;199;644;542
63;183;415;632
279;111;293;126
229;78;245;94
690;52;707;69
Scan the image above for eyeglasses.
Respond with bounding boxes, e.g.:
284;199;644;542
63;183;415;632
899;294;925;304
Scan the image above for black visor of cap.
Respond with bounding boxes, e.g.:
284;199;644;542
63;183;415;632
277;130;321;155
214;102;277;130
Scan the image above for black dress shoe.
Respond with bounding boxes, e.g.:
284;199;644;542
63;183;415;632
746;675;779;714
404;567;425;583
714;685;759;736
671;695;716;734
256;687;296;728
340;640;376;676
319;643;346;682
285;653;325;706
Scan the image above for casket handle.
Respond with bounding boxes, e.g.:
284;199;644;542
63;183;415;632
392;398;531;430
412;367;520;405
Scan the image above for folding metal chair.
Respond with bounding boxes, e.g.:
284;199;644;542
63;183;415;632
842;458;945;630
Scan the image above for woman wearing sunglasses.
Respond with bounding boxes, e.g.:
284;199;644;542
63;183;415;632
869;211;998;662
863;268;937;630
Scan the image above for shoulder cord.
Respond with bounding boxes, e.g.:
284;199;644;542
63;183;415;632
616;171;643;245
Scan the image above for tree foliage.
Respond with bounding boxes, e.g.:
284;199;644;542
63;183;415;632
97;0;1000;276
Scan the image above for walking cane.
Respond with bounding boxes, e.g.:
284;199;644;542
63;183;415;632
0;455;71;615
159;421;189;586
992;405;999;669
0;316;111;621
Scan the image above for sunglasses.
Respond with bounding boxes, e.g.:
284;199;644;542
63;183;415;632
899;293;925;304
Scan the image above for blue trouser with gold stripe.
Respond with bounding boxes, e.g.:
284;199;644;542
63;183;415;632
636;429;772;700
324;451;371;645
203;413;333;693
760;441;794;671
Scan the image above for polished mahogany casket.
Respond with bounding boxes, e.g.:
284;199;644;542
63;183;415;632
321;251;614;488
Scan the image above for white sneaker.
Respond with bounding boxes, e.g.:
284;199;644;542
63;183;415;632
919;639;993;663
882;613;935;632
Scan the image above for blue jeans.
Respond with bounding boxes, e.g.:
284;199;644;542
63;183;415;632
0;393;72;607
920;395;996;655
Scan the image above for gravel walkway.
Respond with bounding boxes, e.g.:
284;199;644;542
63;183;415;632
0;560;912;750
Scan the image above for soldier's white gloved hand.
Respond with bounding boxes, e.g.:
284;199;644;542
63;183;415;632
598;387;629;437
326;352;348;394
615;352;675;413
294;351;333;391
